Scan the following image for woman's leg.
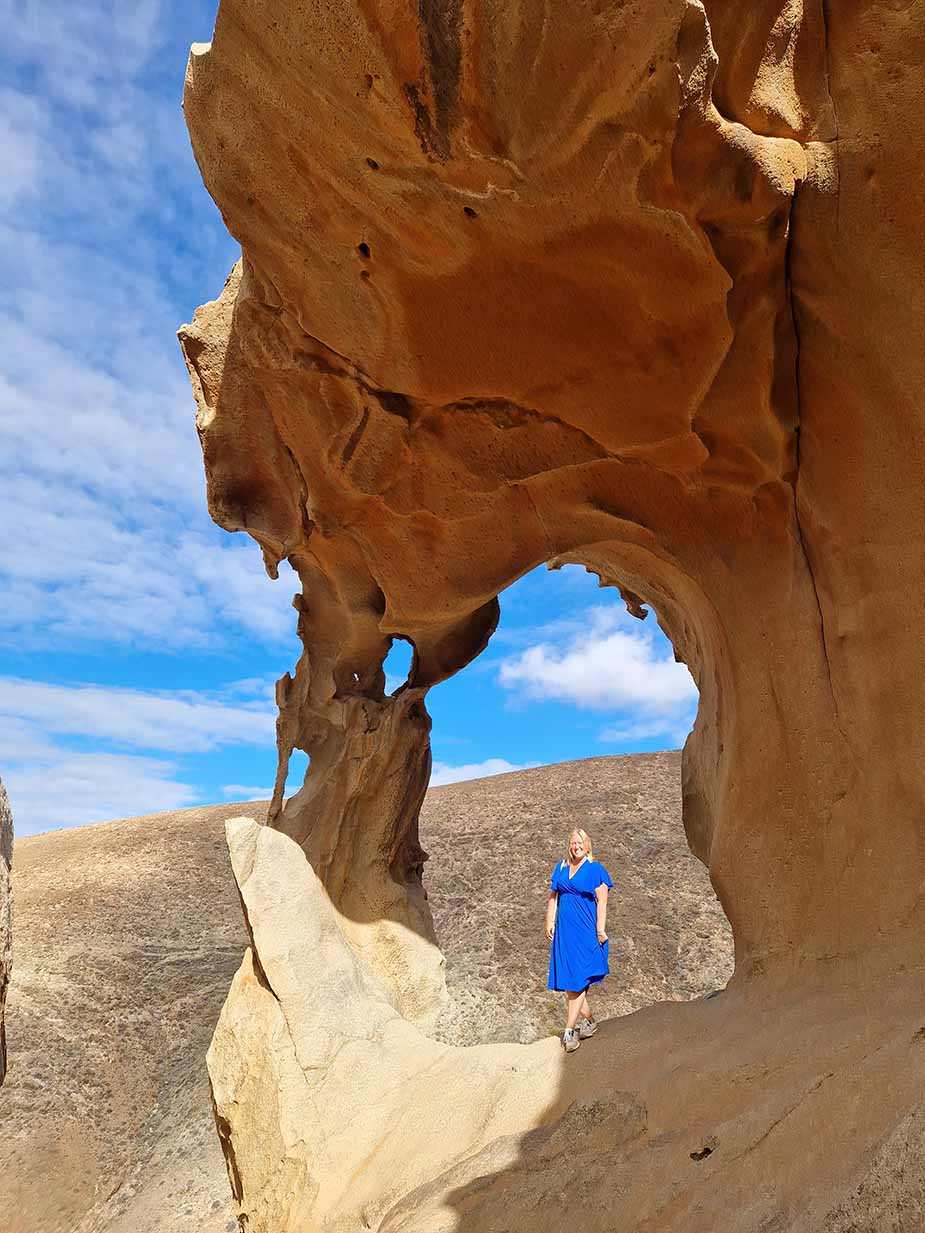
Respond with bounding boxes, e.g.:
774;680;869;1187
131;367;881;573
565;990;585;1030
579;991;593;1022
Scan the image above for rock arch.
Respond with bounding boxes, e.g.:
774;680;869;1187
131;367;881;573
179;0;925;1227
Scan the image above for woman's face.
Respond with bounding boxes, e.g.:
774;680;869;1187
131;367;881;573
569;832;587;861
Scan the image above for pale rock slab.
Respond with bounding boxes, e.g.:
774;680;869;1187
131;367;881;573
214;816;925;1233
209;818;564;1232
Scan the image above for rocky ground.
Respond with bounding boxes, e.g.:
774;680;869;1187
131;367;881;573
426;750;732;1044
0;751;732;1233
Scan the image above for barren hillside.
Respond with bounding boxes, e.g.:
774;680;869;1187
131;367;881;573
426;751;733;1043
0;751;731;1233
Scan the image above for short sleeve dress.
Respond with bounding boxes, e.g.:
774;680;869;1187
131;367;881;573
547;858;613;992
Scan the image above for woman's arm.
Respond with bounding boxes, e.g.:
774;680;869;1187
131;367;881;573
545;891;557;941
595;884;609;943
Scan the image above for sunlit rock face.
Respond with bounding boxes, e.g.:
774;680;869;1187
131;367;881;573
0;778;11;1085
180;1;925;1229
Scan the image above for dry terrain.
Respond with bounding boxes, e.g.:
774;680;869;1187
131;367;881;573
0;751;732;1233
426;750;732;1044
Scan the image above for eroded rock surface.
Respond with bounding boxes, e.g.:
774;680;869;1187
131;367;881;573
217;813;925;1233
181;0;925;985
178;0;925;1228
0;755;732;1232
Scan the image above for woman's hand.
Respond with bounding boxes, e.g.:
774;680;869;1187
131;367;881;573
545;889;557;942
595;884;608;946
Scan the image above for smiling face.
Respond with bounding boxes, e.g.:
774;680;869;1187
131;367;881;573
569;831;588;862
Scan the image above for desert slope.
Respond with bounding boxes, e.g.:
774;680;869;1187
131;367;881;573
426;750;732;1043
0;751;731;1233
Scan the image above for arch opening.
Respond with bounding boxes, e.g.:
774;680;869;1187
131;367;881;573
418;556;733;1047
383;635;414;695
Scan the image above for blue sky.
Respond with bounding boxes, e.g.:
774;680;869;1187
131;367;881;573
0;1;697;837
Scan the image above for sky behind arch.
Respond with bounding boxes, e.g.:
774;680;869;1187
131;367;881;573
0;0;697;836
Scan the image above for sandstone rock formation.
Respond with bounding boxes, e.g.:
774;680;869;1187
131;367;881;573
178;0;925;1228
0;777;11;1086
0;755;730;1232
219;813;925;1233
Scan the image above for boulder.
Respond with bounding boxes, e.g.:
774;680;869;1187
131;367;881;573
213;815;925;1233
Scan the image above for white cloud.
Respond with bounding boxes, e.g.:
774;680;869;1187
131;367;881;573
221;784;274;801
0;300;304;651
598;716;694;748
181;537;299;645
0;677;276;754
0;91;44;204
429;758;540;788
5;752;198;838
0;6;303;832
1;716;60;764
497;605;697;715
0;1;166;95
0;675;281;836
220;676;279;702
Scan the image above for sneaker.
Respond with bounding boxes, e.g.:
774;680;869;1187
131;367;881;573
577;1017;598;1039
562;1027;581;1053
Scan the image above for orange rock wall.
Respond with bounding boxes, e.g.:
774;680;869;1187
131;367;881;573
180;0;925;994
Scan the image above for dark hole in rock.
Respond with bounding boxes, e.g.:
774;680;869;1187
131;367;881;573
366;157;379;170
358;241;371;258
690;1140;716;1161
463;206;477;219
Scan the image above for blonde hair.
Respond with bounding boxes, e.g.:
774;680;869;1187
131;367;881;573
566;828;594;862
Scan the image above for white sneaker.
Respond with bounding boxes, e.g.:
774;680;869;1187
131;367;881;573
562;1028;581;1053
577;1016;598;1039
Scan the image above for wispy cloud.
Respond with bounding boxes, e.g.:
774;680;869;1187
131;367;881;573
429;758;540;788
0;4;302;834
7;752;198;838
0;3;295;655
497;605;696;714
598;716;694;748
221;784;274;801
0;677;276;753
0;675;278;836
0;88;44;204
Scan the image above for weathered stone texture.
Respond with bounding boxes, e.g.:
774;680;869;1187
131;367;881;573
0;755;733;1232
214;814;925;1233
178;1;925;1228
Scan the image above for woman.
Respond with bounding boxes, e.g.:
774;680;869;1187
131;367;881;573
546;827;612;1053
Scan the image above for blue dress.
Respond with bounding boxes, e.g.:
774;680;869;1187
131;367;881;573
548;858;613;992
